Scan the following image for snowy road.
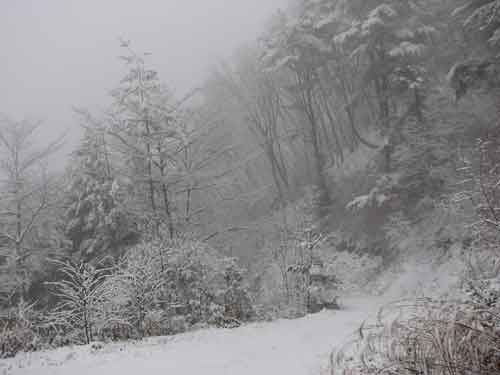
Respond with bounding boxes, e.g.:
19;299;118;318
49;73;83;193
1;297;384;375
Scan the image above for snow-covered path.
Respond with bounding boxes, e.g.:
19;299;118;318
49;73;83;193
1;297;384;375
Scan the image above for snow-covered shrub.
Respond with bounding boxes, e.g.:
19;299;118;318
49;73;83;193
254;191;386;315
167;315;188;334
102;240;254;337
103;242;165;338
346;174;399;211
0;300;43;358
96;320;133;342
218;258;254;324
142;309;168;337
163;240;224;326
254;191;363;317
46;259;111;345
321;249;383;294
380;196;472;266
256;232;346;317
454;137;500;306
461;247;500;307
163;242;253;328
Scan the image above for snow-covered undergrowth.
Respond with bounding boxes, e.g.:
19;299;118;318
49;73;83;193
0;297;386;375
369;244;467;300
329;244;500;375
0;252;468;375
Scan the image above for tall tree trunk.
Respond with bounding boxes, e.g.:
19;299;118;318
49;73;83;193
144;120;159;237
414;87;424;124
13;147;26;299
265;141;288;205
318;83;344;164
185;187;192;225
300;73;331;218
158;143;175;240
161;182;174;240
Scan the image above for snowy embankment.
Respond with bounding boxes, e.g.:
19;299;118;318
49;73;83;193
0;296;385;375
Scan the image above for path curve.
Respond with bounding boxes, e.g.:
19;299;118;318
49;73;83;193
1;296;385;375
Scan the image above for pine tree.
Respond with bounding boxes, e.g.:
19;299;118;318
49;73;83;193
448;0;500;99
65;127;132;260
106;242;165;337
455;0;500;47
333;1;436;170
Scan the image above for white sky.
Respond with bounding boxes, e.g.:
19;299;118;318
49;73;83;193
0;0;287;161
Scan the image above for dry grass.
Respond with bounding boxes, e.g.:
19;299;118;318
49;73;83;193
331;298;500;375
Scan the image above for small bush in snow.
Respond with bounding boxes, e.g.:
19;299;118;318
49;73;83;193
0;300;43;358
99;240;255;337
46;259;111;345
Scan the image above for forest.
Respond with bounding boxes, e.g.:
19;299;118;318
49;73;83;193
2;0;500;374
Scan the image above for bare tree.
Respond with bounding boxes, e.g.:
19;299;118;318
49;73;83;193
0;116;63;300
215;51;290;207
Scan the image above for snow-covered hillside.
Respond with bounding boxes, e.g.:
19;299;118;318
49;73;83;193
0;297;384;375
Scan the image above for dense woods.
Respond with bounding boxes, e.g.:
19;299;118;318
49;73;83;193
2;1;500;373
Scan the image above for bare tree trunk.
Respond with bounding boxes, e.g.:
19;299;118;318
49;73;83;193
144;120;159;237
414;87;424;124
317;84;344;164
298;71;332;217
83;300;92;344
161;181;174;240
185;187;192;223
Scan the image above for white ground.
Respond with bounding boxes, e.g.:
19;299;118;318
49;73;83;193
0;296;386;375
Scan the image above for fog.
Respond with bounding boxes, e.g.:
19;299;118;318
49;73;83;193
0;0;287;158
2;2;499;374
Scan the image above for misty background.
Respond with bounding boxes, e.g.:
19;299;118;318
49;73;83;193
0;0;287;163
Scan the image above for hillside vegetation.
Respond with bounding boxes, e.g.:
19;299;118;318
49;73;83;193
1;1;500;374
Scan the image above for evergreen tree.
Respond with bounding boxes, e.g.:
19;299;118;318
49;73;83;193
455;0;500;47
448;0;500;99
65;127;132;260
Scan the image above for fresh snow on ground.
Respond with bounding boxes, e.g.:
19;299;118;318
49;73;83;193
0;296;385;375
